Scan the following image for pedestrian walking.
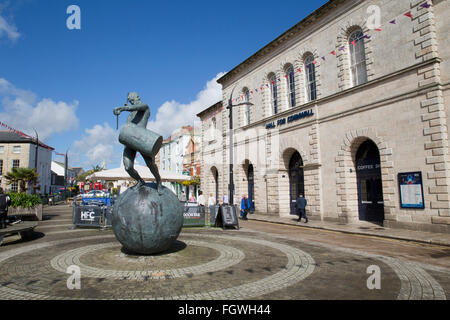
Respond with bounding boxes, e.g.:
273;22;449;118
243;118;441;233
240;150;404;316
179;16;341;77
178;190;187;202
296;193;308;223
222;194;229;205
0;188;11;229
240;194;250;220
207;193;216;206
197;191;206;206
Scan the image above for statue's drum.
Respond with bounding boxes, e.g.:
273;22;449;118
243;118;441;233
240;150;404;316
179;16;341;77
119;124;163;157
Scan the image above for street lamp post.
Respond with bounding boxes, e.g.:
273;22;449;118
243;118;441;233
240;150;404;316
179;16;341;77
33;129;38;194
226;86;253;206
64;148;69;189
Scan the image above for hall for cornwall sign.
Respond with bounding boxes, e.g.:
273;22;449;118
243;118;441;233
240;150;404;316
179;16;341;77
266;109;314;130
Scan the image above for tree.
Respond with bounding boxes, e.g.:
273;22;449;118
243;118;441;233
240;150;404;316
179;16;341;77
23;168;39;192
75;164;103;182
4;167;39;193
4;168;21;192
91;164;104;172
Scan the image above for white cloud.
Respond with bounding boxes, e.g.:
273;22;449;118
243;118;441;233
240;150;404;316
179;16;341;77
0;78;79;141
147;72;225;138
0;14;20;41
72;123;120;168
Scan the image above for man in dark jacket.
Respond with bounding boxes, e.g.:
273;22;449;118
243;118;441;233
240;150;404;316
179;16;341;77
296;193;308;223
0;188;12;229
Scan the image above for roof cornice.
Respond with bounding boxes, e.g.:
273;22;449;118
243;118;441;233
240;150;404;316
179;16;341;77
217;0;346;86
196;101;222;118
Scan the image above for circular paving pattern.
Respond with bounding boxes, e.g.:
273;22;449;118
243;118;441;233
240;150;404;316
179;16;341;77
0;222;448;300
51;240;246;280
249;230;448;300
0;233;315;300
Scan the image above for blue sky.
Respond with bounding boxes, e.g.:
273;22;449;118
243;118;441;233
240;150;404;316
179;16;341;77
0;0;328;170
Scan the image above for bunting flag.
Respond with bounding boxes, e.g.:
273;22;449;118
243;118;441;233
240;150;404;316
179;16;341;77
330;50;336;55
375;28;382;31
404;11;413;19
0;121;54;151
420;3;430;8
390;19;396;24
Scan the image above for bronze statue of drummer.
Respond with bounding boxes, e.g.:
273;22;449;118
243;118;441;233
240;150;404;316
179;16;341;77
113;92;163;193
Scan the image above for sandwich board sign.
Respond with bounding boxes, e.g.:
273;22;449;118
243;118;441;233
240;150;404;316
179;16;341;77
215;205;239;230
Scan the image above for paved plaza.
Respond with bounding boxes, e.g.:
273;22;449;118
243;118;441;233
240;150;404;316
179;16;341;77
0;205;449;300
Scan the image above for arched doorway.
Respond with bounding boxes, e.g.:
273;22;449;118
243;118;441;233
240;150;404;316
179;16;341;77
355;140;384;222
289;151;304;215
211;167;219;204
247;164;255;212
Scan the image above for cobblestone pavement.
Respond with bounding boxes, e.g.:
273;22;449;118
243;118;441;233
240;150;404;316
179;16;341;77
0;205;448;300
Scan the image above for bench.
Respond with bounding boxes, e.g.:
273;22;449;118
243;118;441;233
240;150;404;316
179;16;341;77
0;221;38;246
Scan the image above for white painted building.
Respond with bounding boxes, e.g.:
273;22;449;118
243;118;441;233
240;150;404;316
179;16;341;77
159;126;194;196
50;161;78;194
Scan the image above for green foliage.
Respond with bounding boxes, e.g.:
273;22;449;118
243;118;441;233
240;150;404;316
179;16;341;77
68;186;79;194
76;165;103;182
4;167;39;192
7;192;42;208
181;176;200;186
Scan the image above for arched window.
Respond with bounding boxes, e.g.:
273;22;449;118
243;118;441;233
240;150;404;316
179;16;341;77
243;88;250;126
304;55;317;102
269;74;278;115
208;117;216;141
349;29;368;86
285;65;296;108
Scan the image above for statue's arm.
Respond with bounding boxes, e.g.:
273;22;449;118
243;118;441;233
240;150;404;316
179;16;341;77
114;103;149;115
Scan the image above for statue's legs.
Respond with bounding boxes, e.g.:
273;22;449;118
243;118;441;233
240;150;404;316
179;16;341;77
123;147;145;188
143;155;163;194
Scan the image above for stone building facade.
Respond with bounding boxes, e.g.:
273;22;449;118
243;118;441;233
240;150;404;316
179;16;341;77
198;0;450;233
197;102;224;203
0;131;53;194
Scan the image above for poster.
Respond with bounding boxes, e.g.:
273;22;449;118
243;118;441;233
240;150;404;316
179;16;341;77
398;172;425;209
